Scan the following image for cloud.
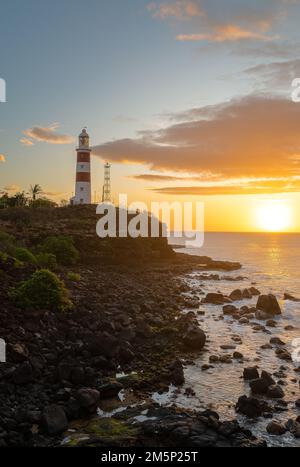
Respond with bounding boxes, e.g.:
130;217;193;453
147;1;300;45
22;123;74;145
3;184;20;193
42;191;66;198
0;154;6;162
131;174;187;182
20;137;34;146
232;41;299;59
130;172;215;182
152;177;300;195
147;1;204;20
242;58;300;89
176;24;277;42
93;94;300;195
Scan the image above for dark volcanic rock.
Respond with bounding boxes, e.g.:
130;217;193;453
223;305;237;315
40;405;68;436
283;293;300;302
75;388;100;414
242;289;252;299
261;370;275;386
12;362;33;385
204;293;228;305
266;421;287;436
236;395;270;418
229;289;243;301
169;359;185;386
250;378;270;395
267;385;285;399
182;326;206;351
98;379;123;399
243;367;259;381
256;294;281;316
249;287;260;296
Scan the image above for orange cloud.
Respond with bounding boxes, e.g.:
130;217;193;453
93;94;300;195
20;137;34;146
177;24;277;42
3;184;20;193
147;1;204;19
148;1;290;44
22;124;73;145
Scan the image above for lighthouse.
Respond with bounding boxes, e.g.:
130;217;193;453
71;128;92;205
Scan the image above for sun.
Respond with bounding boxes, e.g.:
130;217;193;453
256;200;292;232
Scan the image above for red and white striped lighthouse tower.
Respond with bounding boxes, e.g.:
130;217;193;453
72;128;92;205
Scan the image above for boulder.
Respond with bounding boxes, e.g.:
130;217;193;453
249;287;261;296
204;293;226;305
243;367;259;380
267;385;285;399
261;370;276;386
266;320;277;328
233;352;244;360
98;379;123;399
40;405;68;436
183;326;206;351
236;395;270;418
242;289;252;299
275;348;292;361
75;388;100;414
266;421;287;436
270;337;285;346
222;305;237;315
229;290;243;301
283;293;300;302
250;378;270;395
169;359;185;386
256;294;281;316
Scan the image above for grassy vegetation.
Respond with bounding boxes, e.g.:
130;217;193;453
14;247;37;265
10;269;73;312
39;236;79;266
67;272;81;282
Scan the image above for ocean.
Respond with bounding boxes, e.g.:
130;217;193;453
166;232;300;446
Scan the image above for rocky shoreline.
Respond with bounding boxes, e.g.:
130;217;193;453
0;206;299;448
0;244;275;448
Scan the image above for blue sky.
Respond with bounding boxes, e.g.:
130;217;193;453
1;0;300;230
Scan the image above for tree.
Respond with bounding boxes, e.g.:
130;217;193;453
30;184;43;201
8;192;28;207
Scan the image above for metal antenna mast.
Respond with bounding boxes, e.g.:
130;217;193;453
102;162;111;203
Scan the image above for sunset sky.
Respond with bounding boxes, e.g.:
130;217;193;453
1;0;300;231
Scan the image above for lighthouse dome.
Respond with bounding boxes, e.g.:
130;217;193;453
79;128;89;148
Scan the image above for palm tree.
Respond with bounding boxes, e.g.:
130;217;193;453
30;184;43;201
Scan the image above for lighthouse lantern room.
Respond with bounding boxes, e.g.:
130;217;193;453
71;128;92;205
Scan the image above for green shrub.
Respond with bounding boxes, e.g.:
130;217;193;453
39;236;79;266
67;272;81;282
36;252;57;270
0;231;16;255
0;251;8;263
14;247;37;265
10;269;73;312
